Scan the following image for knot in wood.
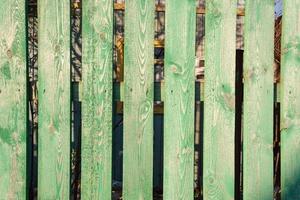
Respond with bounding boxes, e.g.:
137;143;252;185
100;32;106;40
55;44;61;53
6;49;13;58
171;65;177;73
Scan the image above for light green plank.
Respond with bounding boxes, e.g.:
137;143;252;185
243;1;274;199
164;0;196;199
81;0;113;199
281;1;300;199
123;1;154;199
0;0;27;199
38;0;70;199
203;0;236;199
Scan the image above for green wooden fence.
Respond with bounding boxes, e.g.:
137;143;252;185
0;0;300;199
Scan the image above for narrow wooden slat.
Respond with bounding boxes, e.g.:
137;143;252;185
81;0;113;199
0;0;27;198
123;0;154;199
38;0;70;198
243;1;274;199
163;0;196;199
203;0;236;199
281;1;300;198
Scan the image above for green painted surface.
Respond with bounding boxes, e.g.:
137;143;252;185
123;1;154;199
243;1;274;199
203;0;236;199
38;0;70;199
81;0;113;199
0;0;27;199
163;0;196;199
281;1;300;199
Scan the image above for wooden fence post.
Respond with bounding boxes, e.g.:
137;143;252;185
81;0;113;199
123;0;155;199
38;0;71;198
281;0;300;198
243;1;274;199
164;0;196;199
203;0;237;199
0;0;27;199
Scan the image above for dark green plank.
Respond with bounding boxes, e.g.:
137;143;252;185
243;1;274;199
164;0;196;199
203;0;236;199
0;0;27;198
81;0;113;199
281;1;300;199
123;0;155;199
38;0;70;199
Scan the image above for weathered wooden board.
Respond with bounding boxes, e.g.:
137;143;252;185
81;0;113;199
203;0;236;199
243;1;274;199
0;0;27;198
38;0;70;199
163;0;196;199
123;0;154;199
281;0;300;198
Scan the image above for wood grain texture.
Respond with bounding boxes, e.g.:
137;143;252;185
203;0;236;199
163;0;196;199
281;1;300;198
123;1;154;199
38;0;70;199
81;0;113;199
0;0;27;199
243;1;274;199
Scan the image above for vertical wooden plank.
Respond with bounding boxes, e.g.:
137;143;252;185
81;0;113;199
38;0;70;199
123;0;154;199
0;0;27;198
243;1;274;199
203;0;236;199
164;0;196;199
281;1;300;198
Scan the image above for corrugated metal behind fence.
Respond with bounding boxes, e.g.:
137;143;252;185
0;0;299;200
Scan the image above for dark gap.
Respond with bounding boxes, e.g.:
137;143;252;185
112;111;123;200
274;100;281;200
112;1;124;199
195;1;205;199
273;14;282;200
194;99;200;200
27;0;38;199
70;1;82;199
235;1;245;197
26;0;31;198
152;1;165;199
70;86;82;200
153;2;164;199
235;50;244;200
153;113;163;200
194;2;205;196
195;99;204;200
